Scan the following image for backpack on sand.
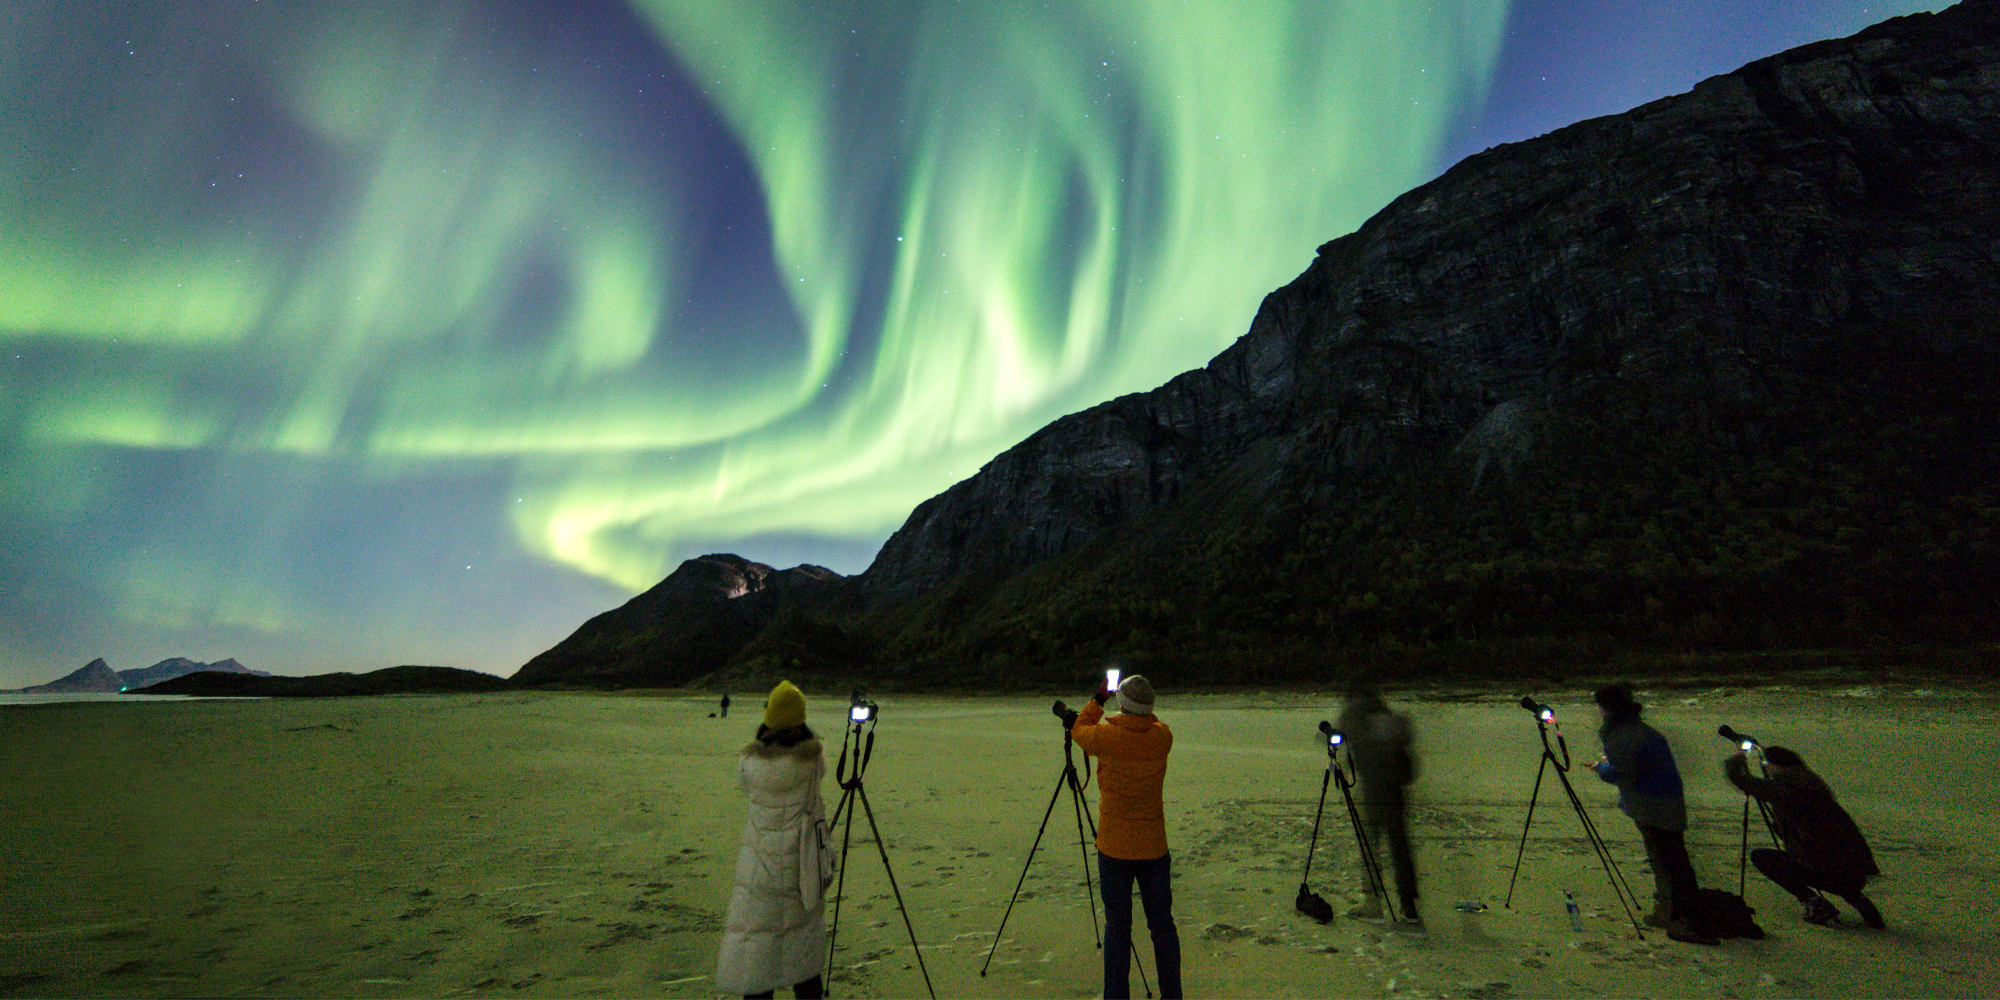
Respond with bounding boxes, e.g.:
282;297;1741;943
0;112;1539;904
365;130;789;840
1688;888;1765;940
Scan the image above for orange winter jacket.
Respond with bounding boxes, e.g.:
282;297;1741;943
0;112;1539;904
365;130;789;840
1072;699;1172;860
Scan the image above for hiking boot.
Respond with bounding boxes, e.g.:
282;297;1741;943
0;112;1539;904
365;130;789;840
1643;905;1670;929
1841;893;1884;929
1802;895;1839;926
1666;920;1719;946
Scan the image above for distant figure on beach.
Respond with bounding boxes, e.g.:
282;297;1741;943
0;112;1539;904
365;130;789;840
1591;683;1714;945
1724;745;1884;928
1072;674;1182;1000
1336;678;1421;928
721;689;732;718
715;681;829;999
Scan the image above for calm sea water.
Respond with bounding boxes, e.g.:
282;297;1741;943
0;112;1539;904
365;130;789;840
0;692;263;706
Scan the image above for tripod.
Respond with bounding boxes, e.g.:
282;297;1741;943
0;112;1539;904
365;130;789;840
824;708;935;999
1718;726;1783;895
981;705;1151;998
1503;701;1645;934
1298;724;1390;921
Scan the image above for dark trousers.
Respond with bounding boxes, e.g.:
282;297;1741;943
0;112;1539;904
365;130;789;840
1639;825;1700;922
1099;852;1182;1000
1362;785;1419;916
744;974;821;999
1750;847;1864;900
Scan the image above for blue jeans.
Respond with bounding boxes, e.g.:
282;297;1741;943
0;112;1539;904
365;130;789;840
1099;852;1182;999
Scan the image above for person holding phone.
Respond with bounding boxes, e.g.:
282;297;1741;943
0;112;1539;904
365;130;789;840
1072;671;1182;1000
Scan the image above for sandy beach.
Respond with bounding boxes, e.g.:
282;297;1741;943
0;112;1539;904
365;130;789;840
4;683;1998;998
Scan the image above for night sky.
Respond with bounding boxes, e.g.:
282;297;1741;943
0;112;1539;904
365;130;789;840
0;1;1948;685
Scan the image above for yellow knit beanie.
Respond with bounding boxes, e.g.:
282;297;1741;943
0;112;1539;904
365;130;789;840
763;680;807;729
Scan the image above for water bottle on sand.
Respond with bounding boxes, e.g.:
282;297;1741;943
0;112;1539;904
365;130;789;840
1564;890;1585;932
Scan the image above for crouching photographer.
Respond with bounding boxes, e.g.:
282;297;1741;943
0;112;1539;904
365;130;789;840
1072;674;1183;1000
1723;745;1884;928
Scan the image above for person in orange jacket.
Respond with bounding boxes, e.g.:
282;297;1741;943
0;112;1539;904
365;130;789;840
1072;674;1182;1000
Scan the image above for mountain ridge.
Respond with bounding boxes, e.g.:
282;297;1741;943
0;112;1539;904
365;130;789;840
14;657;267;694
521;0;2000;689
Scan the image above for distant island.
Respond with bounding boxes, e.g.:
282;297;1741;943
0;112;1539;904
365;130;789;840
128;665;512;698
12;657;268;694
8;659;512;699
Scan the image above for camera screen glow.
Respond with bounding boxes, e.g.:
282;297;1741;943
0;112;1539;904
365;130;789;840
1106;668;1121;691
1538;709;1555;722
850;705;871;723
1741;740;1755;752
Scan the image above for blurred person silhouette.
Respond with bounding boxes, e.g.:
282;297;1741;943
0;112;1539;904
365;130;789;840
1336;678;1422;928
1591;683;1715;945
721;689;732;718
715;681;829;999
1073;674;1182;999
1724;745;1883;927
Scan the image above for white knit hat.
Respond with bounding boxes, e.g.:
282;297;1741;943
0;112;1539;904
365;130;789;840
1116;675;1155;716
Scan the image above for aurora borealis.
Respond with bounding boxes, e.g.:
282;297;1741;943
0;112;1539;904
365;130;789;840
0;1;1950;684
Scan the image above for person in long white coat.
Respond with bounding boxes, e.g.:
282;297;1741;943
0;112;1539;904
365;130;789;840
715;680;830;999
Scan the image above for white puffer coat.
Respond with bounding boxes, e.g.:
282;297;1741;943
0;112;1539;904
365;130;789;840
714;737;828;995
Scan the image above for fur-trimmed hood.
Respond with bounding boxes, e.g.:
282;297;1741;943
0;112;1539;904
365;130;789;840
740;736;824;761
739;737;824;798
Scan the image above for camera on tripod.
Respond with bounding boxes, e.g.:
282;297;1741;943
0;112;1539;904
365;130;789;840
1050;700;1079;728
1502;694;1648;932
848;689;879;724
1518;696;1556;724
1717;724;1758;754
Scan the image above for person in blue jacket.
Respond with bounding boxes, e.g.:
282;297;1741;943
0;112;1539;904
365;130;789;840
1591;683;1714;945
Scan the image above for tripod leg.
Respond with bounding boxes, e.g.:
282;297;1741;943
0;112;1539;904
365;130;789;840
1302;767;1332;886
1504;753;1552;908
1338;776;1390;917
1554;768;1644;934
854;784;936;1000
1067;765;1104;947
825;785;860;979
1739;799;1750;897
981;767;1076;976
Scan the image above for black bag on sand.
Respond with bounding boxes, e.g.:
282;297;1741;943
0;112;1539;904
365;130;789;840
1688;888;1765;940
1295;883;1334;924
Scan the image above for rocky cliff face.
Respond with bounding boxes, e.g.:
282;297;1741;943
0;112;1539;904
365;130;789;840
513;554;842;688
861;0;2000;603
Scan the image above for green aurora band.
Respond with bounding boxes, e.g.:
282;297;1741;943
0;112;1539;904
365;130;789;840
1;1;1508;663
